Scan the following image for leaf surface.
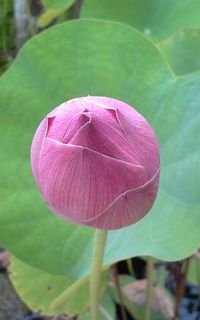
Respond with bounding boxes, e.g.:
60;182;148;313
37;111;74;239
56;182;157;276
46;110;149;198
0;20;199;282
159;29;200;76
81;0;200;42
10;256;108;316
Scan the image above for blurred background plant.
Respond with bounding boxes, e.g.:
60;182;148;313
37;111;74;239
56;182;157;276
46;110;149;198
0;0;82;74
0;0;15;74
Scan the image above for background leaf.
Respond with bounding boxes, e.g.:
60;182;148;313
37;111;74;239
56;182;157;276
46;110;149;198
10;256;108;316
41;0;75;10
38;0;75;27
0;20;199;283
81;0;200;42
78;290;115;320
37;9;67;28
159;29;200;76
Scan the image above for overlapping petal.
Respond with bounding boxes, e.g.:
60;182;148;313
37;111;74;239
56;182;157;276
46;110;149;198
38;138;146;225
68;111;140;164
85;96;160;179
78;169;160;229
31;118;48;189
47;97;120;142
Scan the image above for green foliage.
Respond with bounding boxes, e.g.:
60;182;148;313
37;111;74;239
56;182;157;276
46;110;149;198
81;0;200;42
42;0;75;10
38;0;75;27
159;29;200;76
187;256;200;286
37;8;67;28
0;0;14;73
0;19;199;284
10;255;108;316
78;290;115;320
81;0;200;77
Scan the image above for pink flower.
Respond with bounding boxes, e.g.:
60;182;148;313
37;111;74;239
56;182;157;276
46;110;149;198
31;96;160;230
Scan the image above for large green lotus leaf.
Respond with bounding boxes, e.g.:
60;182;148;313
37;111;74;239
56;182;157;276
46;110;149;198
0;20;200;282
10;256;108;316
81;0;200;42
159;29;200;76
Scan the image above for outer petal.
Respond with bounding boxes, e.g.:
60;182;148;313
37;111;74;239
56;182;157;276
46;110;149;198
47;97;120;142
80;169;160;230
86;96;160;179
116;109;160;179
47;99;85;118
47;99;86;142
48;112;92;144
38;138;146;223
78;96;120;130
69;112;140;164
30;118;48;188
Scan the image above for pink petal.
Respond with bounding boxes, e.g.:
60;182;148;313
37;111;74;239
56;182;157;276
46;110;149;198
47;99;86;141
85;96;160;179
30;118;48;189
68;111;140;164
79;97;120;129
80;169;160;230
47;97;121;143
47;99;84;118
116;109;160;179
38;138;146;223
48;111;90;143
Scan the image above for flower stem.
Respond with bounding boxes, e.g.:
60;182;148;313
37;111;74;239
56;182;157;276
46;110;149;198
126;258;135;276
90;229;108;320
144;256;155;320
113;266;128;320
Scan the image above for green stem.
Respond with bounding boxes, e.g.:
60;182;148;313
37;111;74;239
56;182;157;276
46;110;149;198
144;256;155;320
113;266;128;320
123;294;142;320
90;229;108;320
126;258;135;276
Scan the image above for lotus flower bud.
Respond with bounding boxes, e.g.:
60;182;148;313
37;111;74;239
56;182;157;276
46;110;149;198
31;96;160;230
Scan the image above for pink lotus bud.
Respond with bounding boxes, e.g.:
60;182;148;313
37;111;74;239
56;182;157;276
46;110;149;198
31;96;160;230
